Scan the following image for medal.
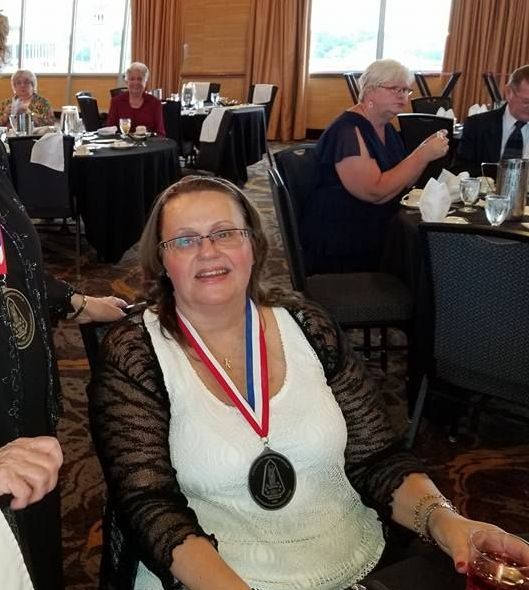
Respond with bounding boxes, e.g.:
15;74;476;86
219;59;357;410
177;298;296;510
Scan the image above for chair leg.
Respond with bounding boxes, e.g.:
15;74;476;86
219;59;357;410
363;328;371;359
380;327;388;372
405;374;428;449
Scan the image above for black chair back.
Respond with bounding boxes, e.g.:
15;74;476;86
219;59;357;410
267;167;307;291
440;71;462;98
397;113;454;187
414;72;432;97
343;72;361;103
110;86;127;98
407;224;529;446
411;96;452;114
207;82;221;102
195;109;235;176
482;72;503;104
247;84;278;127
77;96;102;131
273;143;317;223
163;100;184;149
75;90;92;98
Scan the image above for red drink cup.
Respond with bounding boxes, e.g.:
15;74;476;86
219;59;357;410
467;530;529;589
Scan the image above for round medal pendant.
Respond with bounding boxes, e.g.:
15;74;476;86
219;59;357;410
248;448;296;510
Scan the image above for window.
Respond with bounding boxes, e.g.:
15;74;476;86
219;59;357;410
1;0;130;74
310;0;452;73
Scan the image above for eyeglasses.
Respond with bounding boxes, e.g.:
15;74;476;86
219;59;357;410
159;228;252;252
379;85;413;97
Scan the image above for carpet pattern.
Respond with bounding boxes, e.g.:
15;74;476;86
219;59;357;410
40;145;529;589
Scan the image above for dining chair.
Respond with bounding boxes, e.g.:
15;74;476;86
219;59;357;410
268;160;413;372
440;71;462;98
343;72;362;103
186;81;221;103
411;96;452;115
247;84;278;128
414;72;432;97
482;72;503;105
109;86;128;98
75;90;92;98
406;224;529;448
162;100;196;166
8;135;81;278
76;95;104;132
397;113;455;187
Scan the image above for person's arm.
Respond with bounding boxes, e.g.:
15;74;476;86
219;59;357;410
28;95;55;127
336;127;449;204
0;436;63;510
88;317;250;589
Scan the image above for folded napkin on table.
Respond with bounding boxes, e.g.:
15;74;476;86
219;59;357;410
96;125;117;135
252;84;274;104
419;177;452;222
33;125;57;136
199;107;228;143
435;107;456;119
437;168;470;203
30;132;64;172
467;104;488;116
193;82;210;103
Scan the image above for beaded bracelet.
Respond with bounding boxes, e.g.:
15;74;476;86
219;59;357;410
413;493;458;545
69;293;88;320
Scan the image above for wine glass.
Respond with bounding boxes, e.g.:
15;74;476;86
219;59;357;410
484;194;511;226
467;529;529;590
119;117;131;137
459;177;481;212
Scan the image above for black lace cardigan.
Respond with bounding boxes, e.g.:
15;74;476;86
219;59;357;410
88;299;425;590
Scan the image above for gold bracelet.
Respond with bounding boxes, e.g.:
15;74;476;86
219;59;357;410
413;494;458;545
69;293;88;320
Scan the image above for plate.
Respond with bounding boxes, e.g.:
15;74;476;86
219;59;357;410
400;188;422;208
91;138;115;144
110;141;134;150
130;132;151;139
443;216;469;224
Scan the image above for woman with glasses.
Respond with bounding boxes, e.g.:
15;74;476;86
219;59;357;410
300;58;449;275
0;69;55;128
88;175;498;590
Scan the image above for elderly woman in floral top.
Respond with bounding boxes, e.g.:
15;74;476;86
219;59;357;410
0;69;55;127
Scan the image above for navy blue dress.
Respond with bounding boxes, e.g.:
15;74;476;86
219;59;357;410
300;111;407;274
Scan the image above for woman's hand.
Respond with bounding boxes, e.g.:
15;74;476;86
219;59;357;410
415;130;450;163
70;293;128;324
428;508;503;574
0;437;63;510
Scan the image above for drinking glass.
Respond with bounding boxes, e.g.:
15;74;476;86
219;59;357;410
210;92;220;106
459;177;481;212
467;529;529;590
119;118;131;137
485;195;511;226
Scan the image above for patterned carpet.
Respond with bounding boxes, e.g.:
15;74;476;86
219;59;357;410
41;145;529;589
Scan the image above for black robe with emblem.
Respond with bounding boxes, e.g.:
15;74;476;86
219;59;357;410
0;163;73;590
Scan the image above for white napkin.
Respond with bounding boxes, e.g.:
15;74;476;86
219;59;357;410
419;178;452;221
435;107;456;119
199;107;227;143
97;125;117;135
191;82;210;103
252;84;274;104
437;168;470;203
30;132;64;172
33;125;57;136
467;104;488;116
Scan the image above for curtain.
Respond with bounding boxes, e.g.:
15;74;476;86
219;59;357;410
443;0;529;119
246;0;310;141
130;0;183;96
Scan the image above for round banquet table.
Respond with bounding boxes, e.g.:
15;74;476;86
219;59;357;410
73;136;180;263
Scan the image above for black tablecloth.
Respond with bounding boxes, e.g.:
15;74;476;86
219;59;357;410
182;106;267;187
73;137;179;262
380;203;529;403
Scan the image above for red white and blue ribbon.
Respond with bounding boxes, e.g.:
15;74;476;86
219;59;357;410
0;227;7;277
176;298;269;438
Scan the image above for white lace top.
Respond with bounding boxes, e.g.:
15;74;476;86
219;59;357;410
136;307;384;590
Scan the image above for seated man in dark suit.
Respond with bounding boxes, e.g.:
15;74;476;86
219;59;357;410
453;64;529;176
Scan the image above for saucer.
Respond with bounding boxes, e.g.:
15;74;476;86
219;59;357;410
443;216;468;224
400;188;422;208
111;141;134;150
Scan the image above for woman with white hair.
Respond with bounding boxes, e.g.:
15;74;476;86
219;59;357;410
300;58;449;274
107;61;165;135
0;69;55;127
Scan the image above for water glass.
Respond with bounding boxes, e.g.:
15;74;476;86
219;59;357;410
485;195;511;226
119;118;131;137
459;177;481;212
466;529;529;590
210;92;220;106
